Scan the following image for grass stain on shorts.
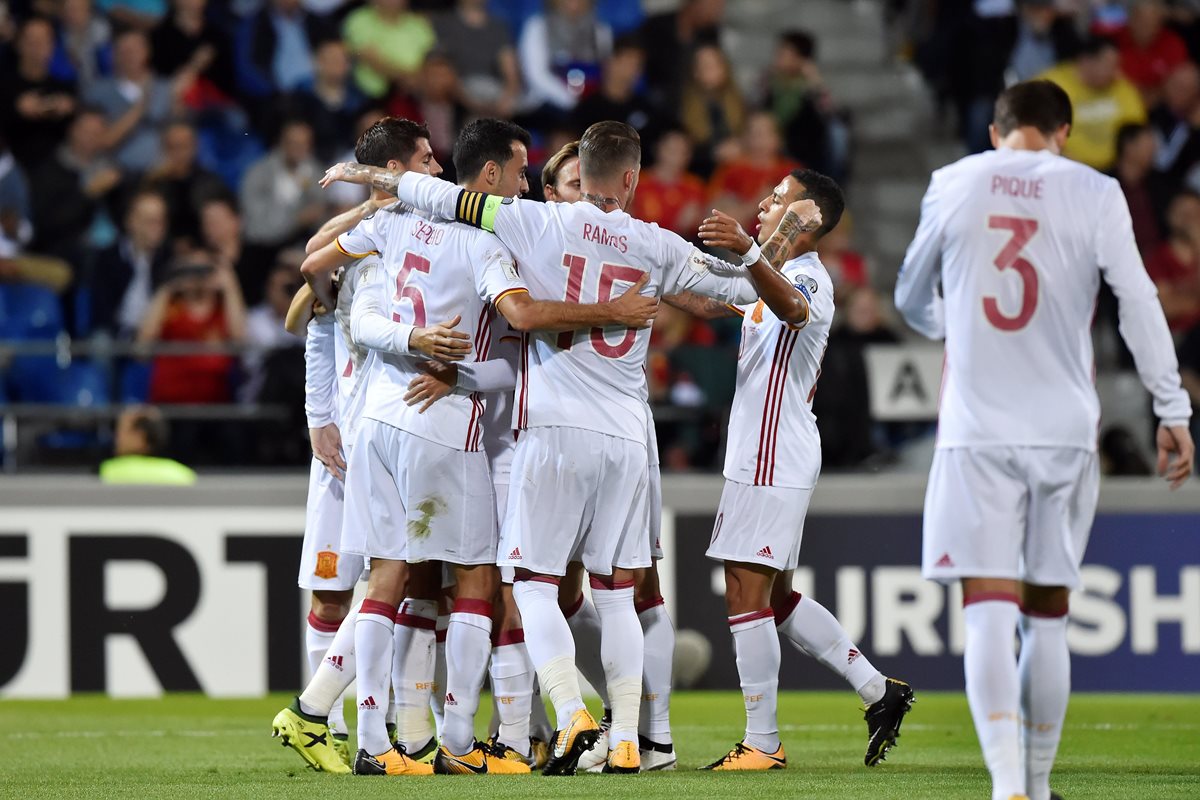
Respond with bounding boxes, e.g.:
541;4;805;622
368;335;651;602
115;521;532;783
408;495;447;539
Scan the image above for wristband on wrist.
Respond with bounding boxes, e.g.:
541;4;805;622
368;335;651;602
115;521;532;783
740;241;762;267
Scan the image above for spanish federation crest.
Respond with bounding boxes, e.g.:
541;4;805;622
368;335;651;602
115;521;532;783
314;550;339;579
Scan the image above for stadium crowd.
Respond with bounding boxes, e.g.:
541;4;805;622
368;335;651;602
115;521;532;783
904;0;1200;458
0;0;864;469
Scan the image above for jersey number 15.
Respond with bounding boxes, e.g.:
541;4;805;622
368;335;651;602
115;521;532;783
556;253;645;358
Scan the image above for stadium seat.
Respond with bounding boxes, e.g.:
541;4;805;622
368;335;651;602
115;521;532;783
57;362;111;407
119;361;152;404
0;284;64;340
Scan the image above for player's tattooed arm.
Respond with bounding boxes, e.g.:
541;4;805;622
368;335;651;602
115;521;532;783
306;192;392;254
662;290;738;320
320;162;402;195
496;274;658;332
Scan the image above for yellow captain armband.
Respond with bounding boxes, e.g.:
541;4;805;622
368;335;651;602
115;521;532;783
456;190;509;233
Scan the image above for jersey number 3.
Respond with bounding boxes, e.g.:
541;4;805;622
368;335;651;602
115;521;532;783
556;253;644;358
983;215;1039;332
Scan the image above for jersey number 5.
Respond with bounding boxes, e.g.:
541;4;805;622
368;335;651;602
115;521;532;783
392;251;431;327
556;253;644;358
983;215;1039;332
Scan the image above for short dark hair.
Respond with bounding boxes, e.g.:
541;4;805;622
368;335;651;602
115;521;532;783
579;120;641;180
993;79;1073;137
355;117;430;167
1116;122;1152;160
780;30;816;60
790;168;844;237
542;140;580;192
1077;34;1118;60
452;118;532;181
129;407;169;456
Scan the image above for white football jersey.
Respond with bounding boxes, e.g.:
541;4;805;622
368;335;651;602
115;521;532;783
480;310;522;482
304;260;373;442
896;147;1191;450
724;252;833;489
394;172;759;444
338;205;526;450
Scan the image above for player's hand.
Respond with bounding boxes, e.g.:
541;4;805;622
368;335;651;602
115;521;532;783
404;361;458;413
310;423;347;480
409;315;473;361
1156;424;1194;490
785;198;823;233
607;273;658;328
320;162;372;188
698;209;755;256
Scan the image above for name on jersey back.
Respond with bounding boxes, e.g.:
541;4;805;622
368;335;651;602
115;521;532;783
991;175;1044;199
413;218;444;246
583;222;628;254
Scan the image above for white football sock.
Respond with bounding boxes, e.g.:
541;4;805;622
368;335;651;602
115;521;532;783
305;610;339;680
965;597;1023;800
431;614;448;738
299;602;359;723
563;592;612;708
774;591;885;705
530;678;554;741
490;629;534;756
637;596;675;745
442;599;494;755
392;598;436;752
1020;613;1070;800
513;579;585;727
592;579;644;748
354;599;397;756
730;609;781;753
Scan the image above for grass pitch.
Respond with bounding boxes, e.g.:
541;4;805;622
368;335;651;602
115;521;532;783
1;692;1197;799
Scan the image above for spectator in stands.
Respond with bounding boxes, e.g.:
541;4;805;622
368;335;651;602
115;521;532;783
434;0;522;118
1002;0;1080;84
99;405;197;484
90;189;171;338
84;29;178;174
1150;63;1200;186
815;211;869;294
235;0;319;101
239;118;326;251
143;120;228;242
707;111;799;233
1114;123;1168;259
29;108;121;266
570;34;656;137
241;254;304;402
0;16;79;168
97;0;166;32
517;0;612;118
342;0;436;99
322;106;385;210
282;38;364;162
764;29;847;181
1040;36;1145;171
150;0;237;107
679;43;746;176
138;251;246;404
631;127;705;239
1178;324;1200;444
388;53;467;174
639;0;723;113
197;195;268;306
1146;190;1200;332
1116;0;1189;106
0;136;32;260
53;0;113;88
540;138;579;201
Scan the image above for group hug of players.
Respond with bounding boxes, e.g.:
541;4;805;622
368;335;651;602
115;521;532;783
268;113;913;778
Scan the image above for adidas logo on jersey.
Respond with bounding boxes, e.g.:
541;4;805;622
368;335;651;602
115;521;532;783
847;648;861;665
756;545;774;559
445;693;458;706
935;553;954;568
508;547;522;560
359;695;378;710
325;654;344;672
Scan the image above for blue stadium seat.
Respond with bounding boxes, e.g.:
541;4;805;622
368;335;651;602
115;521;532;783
0;284;64;339
56;362;111;407
119;360;152;403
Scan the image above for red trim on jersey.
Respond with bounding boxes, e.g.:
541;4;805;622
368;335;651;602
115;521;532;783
562;592;584;618
754;328;798;486
962;591;1020;607
517;332;530;429
772;590;803;625
360;598;398;621
753;330;787;485
307;611;341;633
493;628;525;646
589;575;635;591
395;612;437;629
728;608;774;627
767;330;801;485
493;287;529;306
453;598;494;618
635;595;665;614
333;238;378;259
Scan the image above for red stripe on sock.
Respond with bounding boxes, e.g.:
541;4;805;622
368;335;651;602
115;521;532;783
635;595;665;614
513;569;560;586
562;593;584;618
307;611;342;633
728;608;774;627
963;591;1020;608
359;598;398;620
1020;605;1068;619
436;628;447;643
395;613;437;629
771;591;803;625
589;575;635;591
453;598;494;618
493;628;525;646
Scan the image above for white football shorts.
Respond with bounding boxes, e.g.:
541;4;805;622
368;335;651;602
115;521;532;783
498;426;650;577
706;479;813;570
922;446;1099;588
342;419;496;565
297;456;365;591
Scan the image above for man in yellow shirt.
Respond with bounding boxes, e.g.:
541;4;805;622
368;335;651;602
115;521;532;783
342;0;436;98
1040;36;1146;171
100;405;196;485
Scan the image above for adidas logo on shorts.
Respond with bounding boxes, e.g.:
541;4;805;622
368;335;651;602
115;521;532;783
359;695;378;710
935;552;954;568
756;545;774;559
508;547;522;560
